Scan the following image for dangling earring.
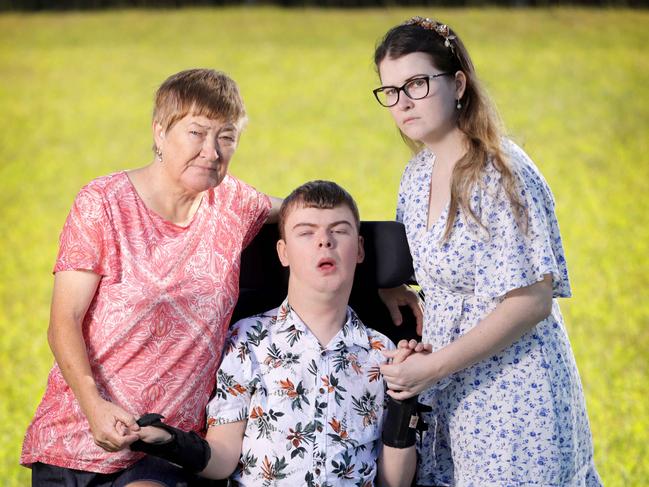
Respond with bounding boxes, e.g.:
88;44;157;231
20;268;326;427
156;148;163;163
456;99;462;110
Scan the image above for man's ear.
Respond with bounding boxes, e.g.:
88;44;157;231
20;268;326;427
357;235;365;264
276;239;290;268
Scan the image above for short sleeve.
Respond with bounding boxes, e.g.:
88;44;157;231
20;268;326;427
231;177;271;249
53;183;114;276
474;141;571;299
206;319;260;426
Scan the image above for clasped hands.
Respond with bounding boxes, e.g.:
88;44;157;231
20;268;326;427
84;396;170;452
381;339;440;400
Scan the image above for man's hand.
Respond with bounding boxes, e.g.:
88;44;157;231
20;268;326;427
137;425;173;444
130;413;211;474
383;339;432;365
378;285;424;334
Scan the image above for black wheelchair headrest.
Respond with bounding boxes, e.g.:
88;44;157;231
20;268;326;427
239;221;413;290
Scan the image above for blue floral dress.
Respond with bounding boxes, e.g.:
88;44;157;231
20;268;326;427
397;140;601;486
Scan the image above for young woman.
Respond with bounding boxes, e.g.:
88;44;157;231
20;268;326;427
375;17;602;486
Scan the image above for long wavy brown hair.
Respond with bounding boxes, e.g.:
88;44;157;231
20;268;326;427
374;20;525;240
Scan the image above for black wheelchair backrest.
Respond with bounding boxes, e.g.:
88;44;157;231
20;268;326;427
233;221;419;343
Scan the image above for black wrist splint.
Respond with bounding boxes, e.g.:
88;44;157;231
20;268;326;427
130;413;211;473
382;396;426;448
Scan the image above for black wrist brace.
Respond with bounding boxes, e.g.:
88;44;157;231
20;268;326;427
382;396;420;448
130;413;211;473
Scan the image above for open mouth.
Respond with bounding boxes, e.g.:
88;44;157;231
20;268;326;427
317;258;336;271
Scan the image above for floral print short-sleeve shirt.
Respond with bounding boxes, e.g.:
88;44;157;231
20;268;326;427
207;299;395;487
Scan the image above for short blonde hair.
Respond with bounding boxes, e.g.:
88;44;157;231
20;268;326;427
153;69;247;150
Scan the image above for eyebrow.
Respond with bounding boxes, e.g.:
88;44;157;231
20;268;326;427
381;73;432;87
187;121;237;131
291;220;354;231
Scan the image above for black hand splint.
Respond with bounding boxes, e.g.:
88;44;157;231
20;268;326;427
382;396;429;448
130;413;211;473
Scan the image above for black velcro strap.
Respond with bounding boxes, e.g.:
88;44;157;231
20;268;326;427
382;396;419;448
130;413;211;473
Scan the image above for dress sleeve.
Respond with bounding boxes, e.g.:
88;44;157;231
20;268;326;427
53;183;115;276
474;142;571;299
206;318;259;426
230;177;272;249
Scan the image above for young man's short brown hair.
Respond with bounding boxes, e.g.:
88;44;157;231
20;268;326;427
152;69;247;150
278;180;361;239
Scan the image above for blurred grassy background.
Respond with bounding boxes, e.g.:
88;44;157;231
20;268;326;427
1;7;648;485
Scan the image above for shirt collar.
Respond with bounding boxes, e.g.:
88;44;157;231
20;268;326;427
275;298;374;351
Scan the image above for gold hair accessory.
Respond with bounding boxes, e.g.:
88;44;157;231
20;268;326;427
404;16;457;54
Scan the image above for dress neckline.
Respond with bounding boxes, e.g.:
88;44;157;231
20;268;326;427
122;170;206;230
422;150;450;234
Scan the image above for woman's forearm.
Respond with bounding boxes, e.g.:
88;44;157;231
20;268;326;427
48;270;139;450
381;276;553;397
433;275;553;378
48;270;103;411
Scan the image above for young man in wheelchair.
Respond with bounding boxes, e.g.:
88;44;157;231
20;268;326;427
131;181;420;486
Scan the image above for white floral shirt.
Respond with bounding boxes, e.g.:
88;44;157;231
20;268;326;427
206;299;395;487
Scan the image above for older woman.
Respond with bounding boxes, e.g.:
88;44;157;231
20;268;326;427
21;69;280;486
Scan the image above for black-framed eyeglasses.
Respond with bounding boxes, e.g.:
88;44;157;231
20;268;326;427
372;73;452;107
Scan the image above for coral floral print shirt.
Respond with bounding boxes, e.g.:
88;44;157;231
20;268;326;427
21;171;270;473
207;299;395;487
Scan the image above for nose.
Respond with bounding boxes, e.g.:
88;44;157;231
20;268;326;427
318;234;333;248
395;92;414;111
201;137;221;160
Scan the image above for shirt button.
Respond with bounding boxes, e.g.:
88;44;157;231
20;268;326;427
320;350;326;357
315;468;321;475
319;388;325;394
317;425;323;432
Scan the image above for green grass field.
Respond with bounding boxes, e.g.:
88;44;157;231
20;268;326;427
1;6;648;485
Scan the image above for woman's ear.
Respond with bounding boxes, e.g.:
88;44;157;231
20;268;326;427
455;71;467;100
152;120;165;150
276;239;289;268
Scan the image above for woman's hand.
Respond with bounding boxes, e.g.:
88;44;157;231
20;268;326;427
380;344;440;400
378;285;424;334
83;395;139;452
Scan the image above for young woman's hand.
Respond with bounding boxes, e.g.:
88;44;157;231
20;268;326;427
378;285;424;334
380;344;440;400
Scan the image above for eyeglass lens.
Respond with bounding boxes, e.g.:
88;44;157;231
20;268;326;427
376;77;429;107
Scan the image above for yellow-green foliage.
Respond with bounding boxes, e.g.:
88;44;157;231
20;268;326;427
1;7;647;485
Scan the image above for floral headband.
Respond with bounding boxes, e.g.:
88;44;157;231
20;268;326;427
404;16;457;54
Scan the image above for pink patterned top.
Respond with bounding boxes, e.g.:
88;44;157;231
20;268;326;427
21;171;271;473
